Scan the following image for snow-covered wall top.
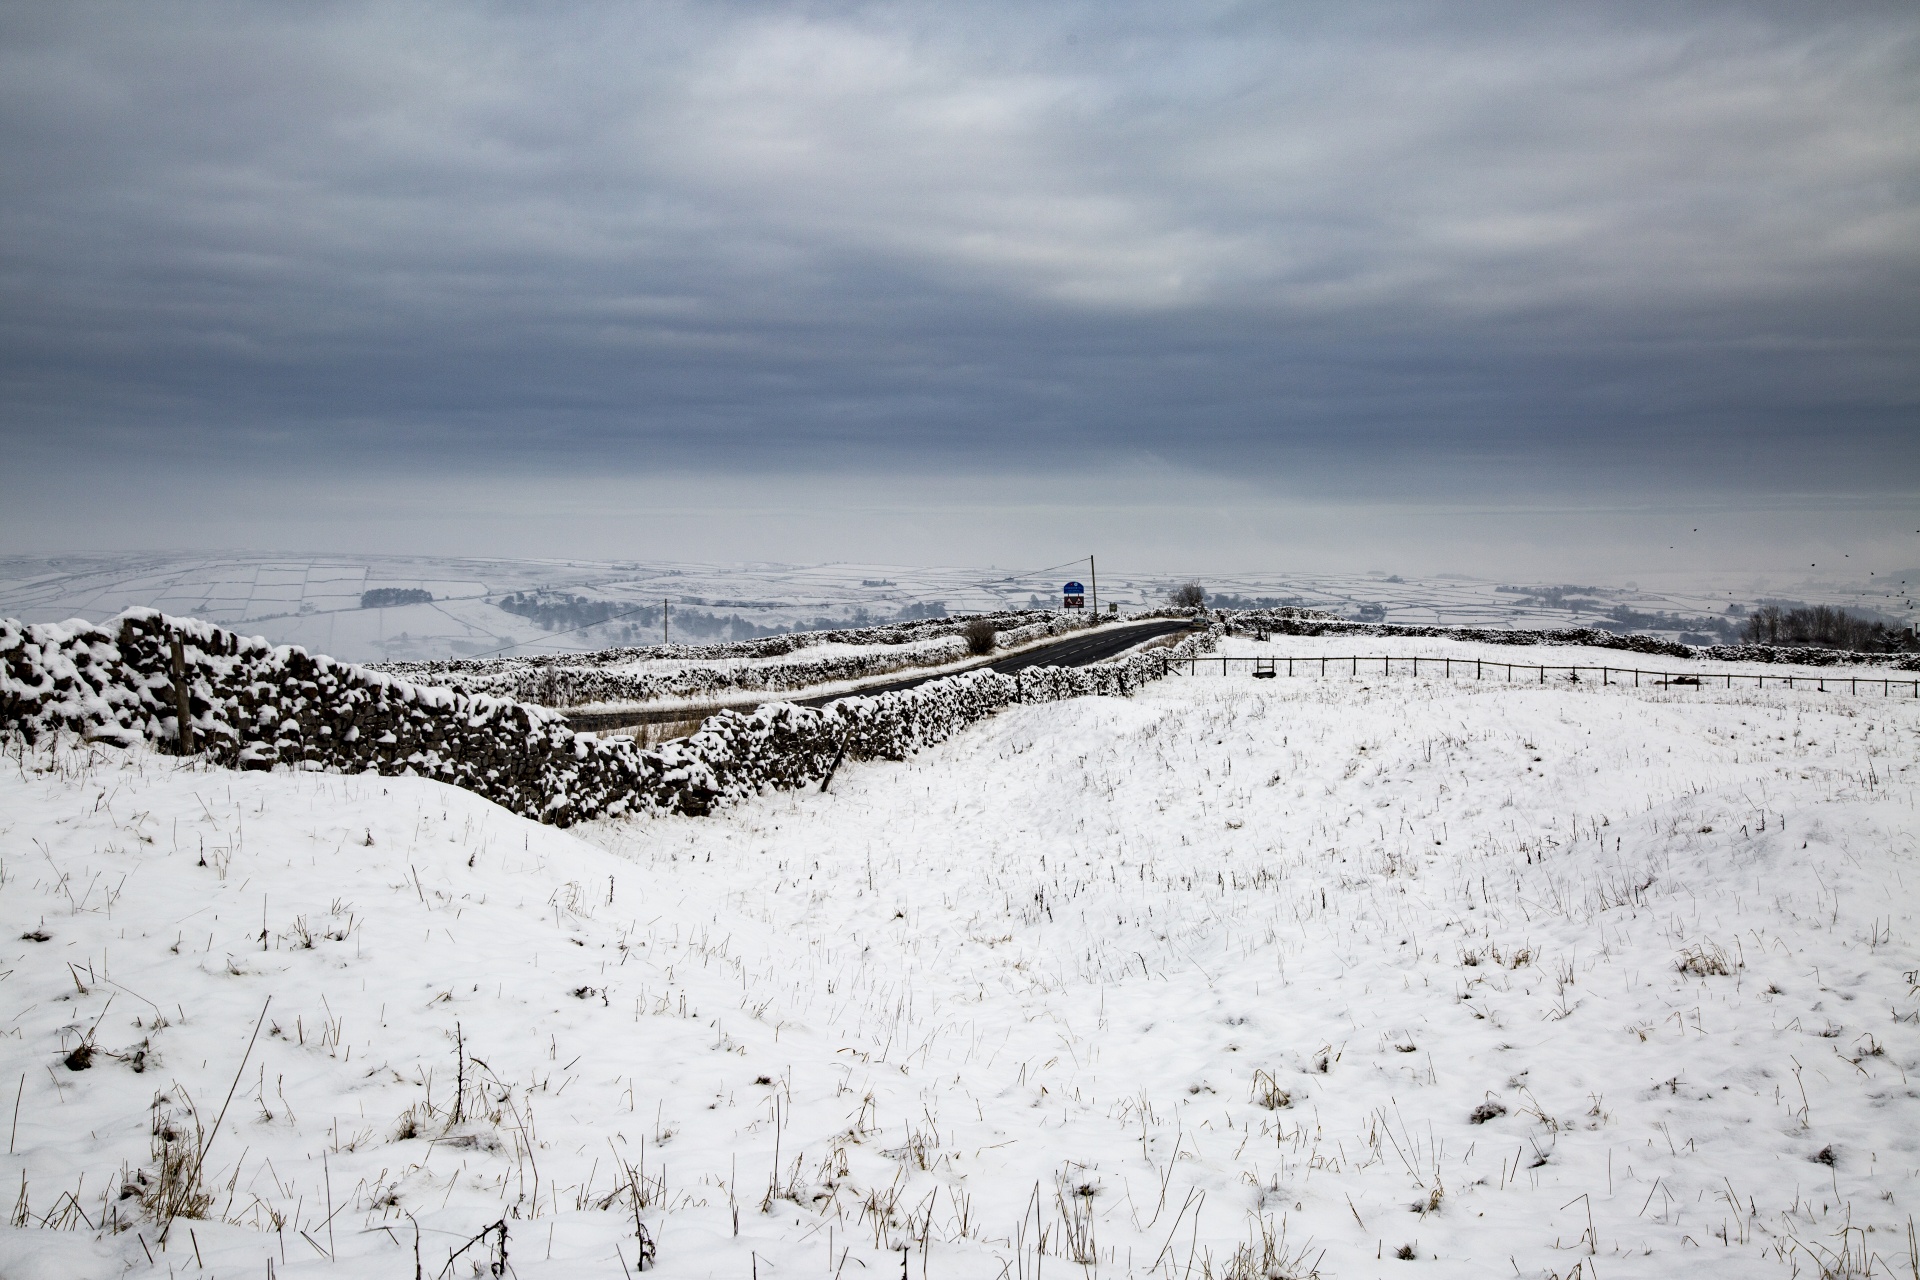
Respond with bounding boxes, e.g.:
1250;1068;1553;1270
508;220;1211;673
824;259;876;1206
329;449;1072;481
379;607;1079;674
374;608;1199;709
1;610;1221;825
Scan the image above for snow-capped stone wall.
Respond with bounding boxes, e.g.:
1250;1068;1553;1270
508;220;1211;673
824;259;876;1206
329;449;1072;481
377;608;1130;708
1;610;1219;825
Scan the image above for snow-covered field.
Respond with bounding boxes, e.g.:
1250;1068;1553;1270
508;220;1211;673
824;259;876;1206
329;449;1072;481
3;653;1917;1278
8;552;1909;663
1217;635;1920;683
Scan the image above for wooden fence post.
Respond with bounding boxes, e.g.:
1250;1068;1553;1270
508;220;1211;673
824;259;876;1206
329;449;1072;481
168;629;194;755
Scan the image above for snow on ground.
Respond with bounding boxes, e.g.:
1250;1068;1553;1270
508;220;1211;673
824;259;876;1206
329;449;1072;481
1217;634;1920;682
2;664;1918;1278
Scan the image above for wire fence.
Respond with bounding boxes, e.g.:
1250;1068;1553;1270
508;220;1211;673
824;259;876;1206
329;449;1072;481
1161;654;1920;698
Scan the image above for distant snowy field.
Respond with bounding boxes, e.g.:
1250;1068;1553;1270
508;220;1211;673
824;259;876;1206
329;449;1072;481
6;551;1908;663
2;663;1917;1278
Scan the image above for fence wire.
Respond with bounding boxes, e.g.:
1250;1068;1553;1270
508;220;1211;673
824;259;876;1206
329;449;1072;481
1161;654;1920;697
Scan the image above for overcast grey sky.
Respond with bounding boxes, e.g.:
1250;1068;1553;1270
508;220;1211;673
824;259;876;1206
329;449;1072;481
2;2;1916;577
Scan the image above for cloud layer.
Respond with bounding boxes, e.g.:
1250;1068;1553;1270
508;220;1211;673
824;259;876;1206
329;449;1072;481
2;2;1916;568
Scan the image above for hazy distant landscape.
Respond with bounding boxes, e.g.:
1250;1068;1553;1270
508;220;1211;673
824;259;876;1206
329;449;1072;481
4;551;1913;663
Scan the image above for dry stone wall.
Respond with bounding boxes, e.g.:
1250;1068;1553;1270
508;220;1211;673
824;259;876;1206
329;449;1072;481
377;608;1124;708
2;610;1220;825
514;641;971;707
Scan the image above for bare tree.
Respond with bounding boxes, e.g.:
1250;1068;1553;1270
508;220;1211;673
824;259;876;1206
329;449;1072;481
962;617;998;655
1741;604;1900;651
1168;582;1206;609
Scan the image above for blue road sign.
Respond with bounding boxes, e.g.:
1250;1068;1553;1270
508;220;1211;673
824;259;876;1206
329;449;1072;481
1063;581;1085;594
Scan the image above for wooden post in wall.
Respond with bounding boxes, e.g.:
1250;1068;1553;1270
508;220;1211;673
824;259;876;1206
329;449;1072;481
168;629;194;754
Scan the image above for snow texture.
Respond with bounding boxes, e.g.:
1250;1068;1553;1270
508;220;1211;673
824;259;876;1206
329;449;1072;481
0;638;1915;1279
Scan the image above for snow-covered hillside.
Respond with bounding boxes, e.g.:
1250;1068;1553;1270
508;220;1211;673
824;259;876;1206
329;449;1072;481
2;648;1917;1278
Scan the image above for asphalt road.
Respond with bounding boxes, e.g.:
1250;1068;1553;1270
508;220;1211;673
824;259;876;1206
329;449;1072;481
790;616;1191;706
562;617;1193;732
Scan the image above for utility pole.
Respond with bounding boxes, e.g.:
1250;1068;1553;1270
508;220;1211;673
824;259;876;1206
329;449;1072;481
1089;555;1098;621
663;598;670;646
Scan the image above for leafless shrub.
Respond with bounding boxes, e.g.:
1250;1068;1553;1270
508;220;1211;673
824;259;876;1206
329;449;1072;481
1743;603;1904;651
962;618;997;656
1169;582;1206;609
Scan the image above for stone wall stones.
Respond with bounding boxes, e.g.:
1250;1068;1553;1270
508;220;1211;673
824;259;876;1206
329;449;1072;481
377;609;1141;709
3;610;1221;825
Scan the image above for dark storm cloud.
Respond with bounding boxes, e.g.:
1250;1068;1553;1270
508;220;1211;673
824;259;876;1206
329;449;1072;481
2;1;1917;499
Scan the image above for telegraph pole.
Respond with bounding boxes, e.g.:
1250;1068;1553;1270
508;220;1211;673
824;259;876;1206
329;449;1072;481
663;598;670;646
1089;555;1098;620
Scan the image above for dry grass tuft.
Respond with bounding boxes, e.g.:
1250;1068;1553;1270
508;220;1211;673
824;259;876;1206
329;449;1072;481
1251;1069;1293;1110
140;1089;211;1232
1676;942;1733;977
